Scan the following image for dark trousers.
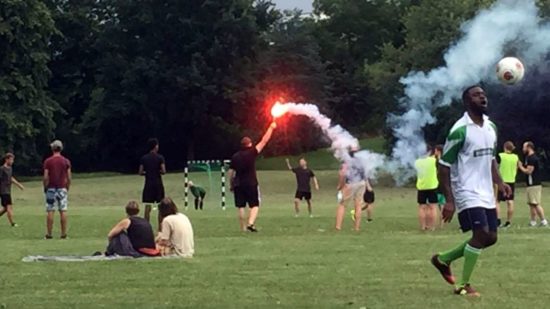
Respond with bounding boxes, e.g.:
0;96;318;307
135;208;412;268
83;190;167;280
194;193;206;210
106;233;142;257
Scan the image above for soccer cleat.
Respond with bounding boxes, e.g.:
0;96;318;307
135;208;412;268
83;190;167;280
529;221;537;227
501;221;511;228
540;220;548;227
350;210;356;222
44;235;53;240
454;284;480;297
431;255;456;285
246;224;258;232
11;223;19;227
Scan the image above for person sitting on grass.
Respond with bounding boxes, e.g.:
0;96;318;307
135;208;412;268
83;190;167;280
188;181;206;210
104;201;159;257
157;197;194;258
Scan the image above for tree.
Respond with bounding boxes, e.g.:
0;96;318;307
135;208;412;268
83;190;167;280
0;0;59;172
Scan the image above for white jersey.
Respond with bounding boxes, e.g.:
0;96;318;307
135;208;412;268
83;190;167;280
439;112;497;213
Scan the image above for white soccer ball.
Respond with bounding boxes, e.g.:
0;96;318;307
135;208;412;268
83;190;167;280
496;57;525;85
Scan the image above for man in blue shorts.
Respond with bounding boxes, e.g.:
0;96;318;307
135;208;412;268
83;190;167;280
431;86;511;296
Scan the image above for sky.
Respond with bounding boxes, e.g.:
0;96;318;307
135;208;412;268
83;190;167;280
272;0;313;13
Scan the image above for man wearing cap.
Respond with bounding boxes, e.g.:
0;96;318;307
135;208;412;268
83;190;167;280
43;140;72;239
228;122;277;232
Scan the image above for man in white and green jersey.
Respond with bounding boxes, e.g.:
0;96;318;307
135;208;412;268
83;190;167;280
430;86;511;297
497;141;519;227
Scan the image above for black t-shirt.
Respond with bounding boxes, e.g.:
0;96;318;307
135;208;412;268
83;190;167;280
525;154;542;186
0;166;13;195
127;216;156;250
140;152;165;184
292;167;315;192
230;147;259;187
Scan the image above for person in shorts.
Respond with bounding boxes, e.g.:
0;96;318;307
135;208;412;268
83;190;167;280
139;138;166;224
43;140;72;239
497;141;519;227
0;153;25;227
518;141;548;227
351;179;375;223
188;181;206;210
336;145;367;232
285;158;319;217
415;146;439;231
228;121;277;232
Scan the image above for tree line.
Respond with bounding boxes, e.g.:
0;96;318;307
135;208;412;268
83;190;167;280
1;0;550;174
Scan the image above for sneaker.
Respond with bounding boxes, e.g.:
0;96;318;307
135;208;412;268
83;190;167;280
540;220;548;227
502;221;511;228
350;210;356;222
92;251;103;256
454;284;480;297
11;223;19;227
529;221;537;227
44;235;53;240
60;234;68;239
431;254;456;285
246;224;258;232
366;218;373;223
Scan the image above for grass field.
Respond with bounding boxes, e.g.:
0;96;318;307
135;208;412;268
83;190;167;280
1;171;549;308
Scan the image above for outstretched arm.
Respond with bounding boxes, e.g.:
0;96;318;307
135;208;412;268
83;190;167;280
285;158;293;170
11;177;24;190
313;176;320;190
255;122;277;154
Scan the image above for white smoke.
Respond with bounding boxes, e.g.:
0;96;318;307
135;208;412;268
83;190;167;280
282;103;385;179
390;0;550;182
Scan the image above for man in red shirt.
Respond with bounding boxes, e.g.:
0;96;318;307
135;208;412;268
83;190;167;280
43;140;72;239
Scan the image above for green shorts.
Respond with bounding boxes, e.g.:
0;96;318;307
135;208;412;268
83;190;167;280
437;193;446;205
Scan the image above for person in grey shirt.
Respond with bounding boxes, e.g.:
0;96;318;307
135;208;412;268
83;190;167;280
0;153;25;227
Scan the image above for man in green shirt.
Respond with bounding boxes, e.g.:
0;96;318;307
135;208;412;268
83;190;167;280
497;141;519;228
188;181;206;210
415;146;439;231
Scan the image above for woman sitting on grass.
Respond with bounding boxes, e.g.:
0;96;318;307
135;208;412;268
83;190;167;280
104;201;159;257
157;197;194;258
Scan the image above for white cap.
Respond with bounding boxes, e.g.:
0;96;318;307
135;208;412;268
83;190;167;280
50;140;63;151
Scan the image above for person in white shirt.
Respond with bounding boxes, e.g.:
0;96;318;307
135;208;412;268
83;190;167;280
430;85;511;297
157;197;194;258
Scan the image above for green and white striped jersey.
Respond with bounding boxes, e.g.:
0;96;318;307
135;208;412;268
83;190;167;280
440;112;497;213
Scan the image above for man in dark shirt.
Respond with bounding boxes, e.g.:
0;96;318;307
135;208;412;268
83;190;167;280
106;201;158;256
518;141;548;226
0;153;24;227
139;138;166;224
228;121;277;232
43;140;72;239
285;158;319;217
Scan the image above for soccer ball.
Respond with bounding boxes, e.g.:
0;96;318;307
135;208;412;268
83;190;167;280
496;57;525;85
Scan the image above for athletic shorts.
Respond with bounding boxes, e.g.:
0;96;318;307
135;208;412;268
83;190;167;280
142;183;165;204
45;188;68;212
363;190;375;204
295;191;312;201
526;185;542;205
1;194;12;207
417;189;438;205
341;181;367;207
458;207;498;233
498;183;515;202
234;185;260;208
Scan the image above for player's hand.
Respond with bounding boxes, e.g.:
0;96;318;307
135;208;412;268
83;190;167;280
315;185;319;191
441;201;456;223
498;182;512;198
366;186;373;192
270;121;277;129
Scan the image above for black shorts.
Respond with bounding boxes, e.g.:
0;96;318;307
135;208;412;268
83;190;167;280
1;194;12;207
417;189;438;204
458;207;498;233
142;183;165;204
498;183;515;202
295;191;312;201
364;190;375;204
234;186;260;208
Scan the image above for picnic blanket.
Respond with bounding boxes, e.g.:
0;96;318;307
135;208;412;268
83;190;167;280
22;255;184;262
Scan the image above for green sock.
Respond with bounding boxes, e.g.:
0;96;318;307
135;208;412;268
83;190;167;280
438;240;469;264
461;244;482;286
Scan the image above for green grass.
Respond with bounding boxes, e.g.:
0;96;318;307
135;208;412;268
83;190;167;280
256;137;386;170
1;171;549;308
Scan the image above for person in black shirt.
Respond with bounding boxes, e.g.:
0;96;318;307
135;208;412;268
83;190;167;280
228;121;277;232
518;141;548;226
106;201;158;256
139;138;166;224
285;158;319;217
